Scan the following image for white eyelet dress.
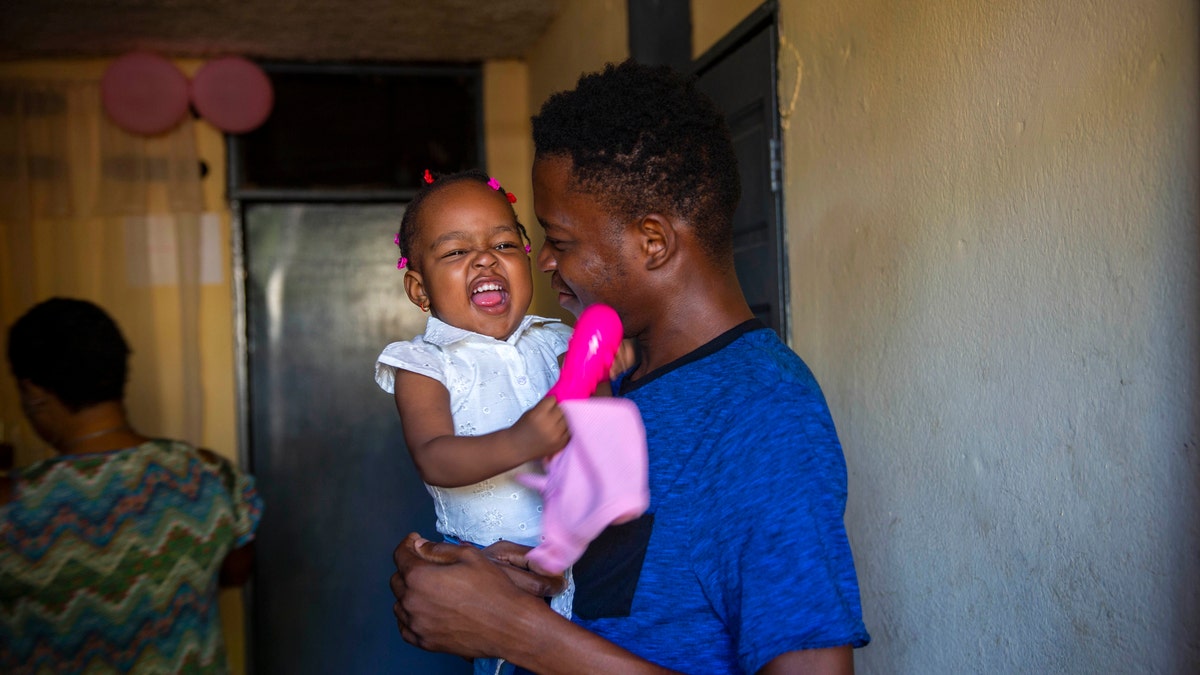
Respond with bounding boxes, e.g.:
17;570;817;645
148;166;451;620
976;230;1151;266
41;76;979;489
375;314;575;618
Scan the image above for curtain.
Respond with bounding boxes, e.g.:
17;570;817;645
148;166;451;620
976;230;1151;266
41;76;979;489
0;78;207;467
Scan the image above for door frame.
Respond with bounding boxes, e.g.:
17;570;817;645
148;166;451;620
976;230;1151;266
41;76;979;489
691;0;790;345
225;61;484;672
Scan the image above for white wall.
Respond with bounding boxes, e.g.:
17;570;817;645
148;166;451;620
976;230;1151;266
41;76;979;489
778;0;1199;671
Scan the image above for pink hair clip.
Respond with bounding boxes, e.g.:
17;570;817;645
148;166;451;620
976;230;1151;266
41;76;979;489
524;244;531;253
393;233;400;246
397;257;408;269
423;169;434;184
487;177;501;191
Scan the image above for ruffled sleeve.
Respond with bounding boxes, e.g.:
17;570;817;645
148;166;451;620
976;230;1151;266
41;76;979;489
375;339;447;394
525;317;574;358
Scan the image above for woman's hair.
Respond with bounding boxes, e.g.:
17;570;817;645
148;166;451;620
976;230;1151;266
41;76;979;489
7;297;131;411
395;169;529;273
531;59;742;265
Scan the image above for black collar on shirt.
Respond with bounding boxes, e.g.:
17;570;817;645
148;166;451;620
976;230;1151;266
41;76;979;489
617;318;767;395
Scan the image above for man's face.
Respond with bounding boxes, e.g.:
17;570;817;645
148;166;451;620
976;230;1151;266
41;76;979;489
533;155;634;319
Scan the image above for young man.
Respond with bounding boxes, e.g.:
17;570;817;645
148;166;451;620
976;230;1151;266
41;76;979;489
390;60;870;674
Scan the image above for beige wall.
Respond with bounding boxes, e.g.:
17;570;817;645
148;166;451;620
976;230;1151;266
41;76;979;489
0;57;247;674
521;0;629;319
525;0;629;117
691;0;761;58
778;0;1199;670
0;59;239;465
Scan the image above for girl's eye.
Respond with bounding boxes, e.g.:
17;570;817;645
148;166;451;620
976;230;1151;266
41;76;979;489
442;249;466;258
495;242;518;250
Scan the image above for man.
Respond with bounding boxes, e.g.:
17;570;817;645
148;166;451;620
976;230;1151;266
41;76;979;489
391;60;869;674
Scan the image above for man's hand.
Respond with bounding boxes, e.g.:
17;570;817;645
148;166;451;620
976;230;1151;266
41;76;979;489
611;339;638;379
480;539;568;596
390;534;563;658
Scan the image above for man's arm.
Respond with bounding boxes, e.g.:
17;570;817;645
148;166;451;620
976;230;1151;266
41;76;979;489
391;533;675;675
759;646;854;674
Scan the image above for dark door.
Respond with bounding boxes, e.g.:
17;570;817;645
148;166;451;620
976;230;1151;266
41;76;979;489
694;8;789;341
243;202;470;674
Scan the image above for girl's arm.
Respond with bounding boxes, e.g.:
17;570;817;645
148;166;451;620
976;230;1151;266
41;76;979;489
394;370;569;488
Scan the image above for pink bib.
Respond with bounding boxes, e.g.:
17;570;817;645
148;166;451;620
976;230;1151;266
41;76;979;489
518;398;650;574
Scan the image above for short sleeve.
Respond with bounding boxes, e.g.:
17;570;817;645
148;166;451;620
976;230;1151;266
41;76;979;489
375;340;447;394
202;448;263;549
524;320;573;358
692;384;869;671
229;468;263;547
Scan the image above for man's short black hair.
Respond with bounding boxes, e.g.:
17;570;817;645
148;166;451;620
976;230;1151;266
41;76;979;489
531;59;741;264
7;297;131;411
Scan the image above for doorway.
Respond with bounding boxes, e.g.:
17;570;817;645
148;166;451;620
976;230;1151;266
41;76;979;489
239;202;468;674
693;2;789;342
231;64;481;674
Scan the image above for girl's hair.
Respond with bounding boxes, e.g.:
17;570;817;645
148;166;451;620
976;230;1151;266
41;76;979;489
395;169;530;272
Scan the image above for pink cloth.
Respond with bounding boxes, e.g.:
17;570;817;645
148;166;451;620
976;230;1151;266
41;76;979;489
517;398;650;574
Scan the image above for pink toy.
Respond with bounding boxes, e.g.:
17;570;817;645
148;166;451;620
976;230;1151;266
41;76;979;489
518;304;650;574
546;304;624;402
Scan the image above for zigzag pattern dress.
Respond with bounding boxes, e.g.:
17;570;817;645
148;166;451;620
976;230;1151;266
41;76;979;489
0;439;263;674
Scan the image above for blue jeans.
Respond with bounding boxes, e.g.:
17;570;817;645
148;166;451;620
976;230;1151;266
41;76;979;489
475;657;516;675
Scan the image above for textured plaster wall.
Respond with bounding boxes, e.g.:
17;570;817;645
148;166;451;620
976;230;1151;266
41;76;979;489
778;0;1199;671
524;0;628;119
691;0;760;58
522;0;628;319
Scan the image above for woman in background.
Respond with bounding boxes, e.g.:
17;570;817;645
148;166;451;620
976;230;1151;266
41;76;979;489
1;297;262;674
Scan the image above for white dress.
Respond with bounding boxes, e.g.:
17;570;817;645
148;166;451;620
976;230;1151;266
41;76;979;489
376;315;575;615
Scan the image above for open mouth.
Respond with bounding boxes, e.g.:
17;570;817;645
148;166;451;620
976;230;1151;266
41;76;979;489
471;280;508;308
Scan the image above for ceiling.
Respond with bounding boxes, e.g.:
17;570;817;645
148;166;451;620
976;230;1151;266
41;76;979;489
0;0;564;63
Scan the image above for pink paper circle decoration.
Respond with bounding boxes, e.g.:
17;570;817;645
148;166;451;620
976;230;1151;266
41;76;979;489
190;57;274;134
101;52;191;136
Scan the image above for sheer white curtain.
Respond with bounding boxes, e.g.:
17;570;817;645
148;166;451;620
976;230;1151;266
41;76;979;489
0;78;206;467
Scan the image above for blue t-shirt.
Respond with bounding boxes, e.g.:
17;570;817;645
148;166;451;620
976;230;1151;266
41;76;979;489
569;321;870;673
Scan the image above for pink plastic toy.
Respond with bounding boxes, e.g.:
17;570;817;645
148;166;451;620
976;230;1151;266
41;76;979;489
546;303;624;402
519;304;650;575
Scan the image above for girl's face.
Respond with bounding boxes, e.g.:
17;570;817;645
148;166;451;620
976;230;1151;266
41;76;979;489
403;180;533;340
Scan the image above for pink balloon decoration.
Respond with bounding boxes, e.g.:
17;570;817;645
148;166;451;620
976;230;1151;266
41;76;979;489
190;57;274;134
101;52;190;136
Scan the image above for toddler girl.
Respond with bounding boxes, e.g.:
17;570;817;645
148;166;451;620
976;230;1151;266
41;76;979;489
373;170;575;632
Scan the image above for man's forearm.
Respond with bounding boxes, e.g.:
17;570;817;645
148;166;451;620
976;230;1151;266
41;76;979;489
503;603;676;675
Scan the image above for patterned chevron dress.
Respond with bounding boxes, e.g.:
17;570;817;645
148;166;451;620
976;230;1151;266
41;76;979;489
0;439;262;673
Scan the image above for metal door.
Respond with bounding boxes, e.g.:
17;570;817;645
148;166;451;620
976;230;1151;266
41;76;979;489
242;202;469;674
694;8;789;342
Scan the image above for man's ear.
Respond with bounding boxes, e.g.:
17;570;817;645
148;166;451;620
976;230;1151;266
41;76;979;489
403;269;429;310
637;214;677;271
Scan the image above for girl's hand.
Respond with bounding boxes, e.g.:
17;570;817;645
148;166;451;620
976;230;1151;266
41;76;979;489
610;339;638;379
511;397;569;459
